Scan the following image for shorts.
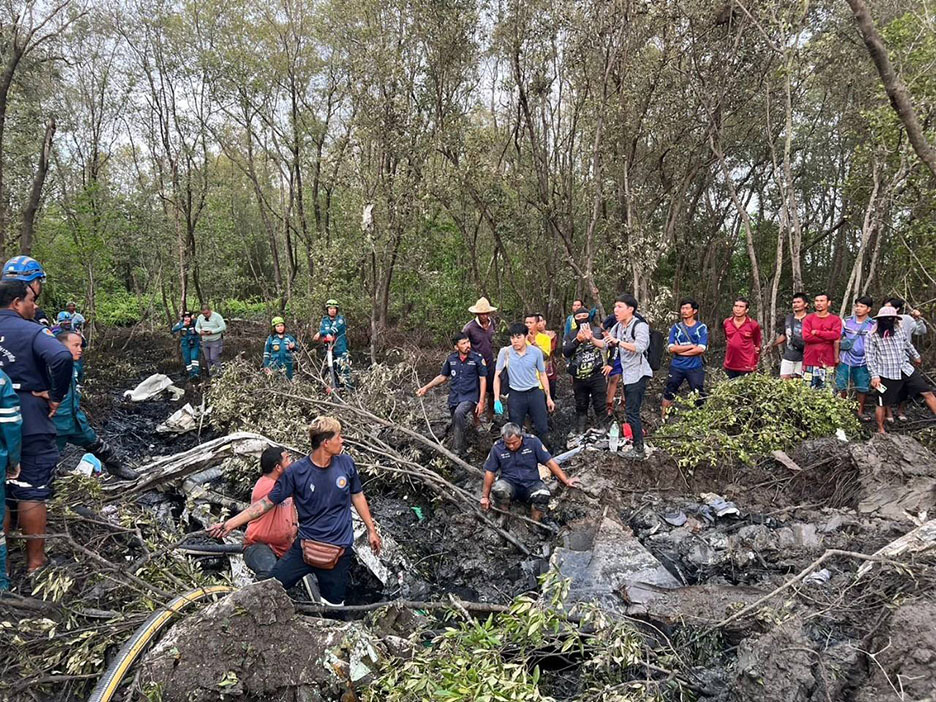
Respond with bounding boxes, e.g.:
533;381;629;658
491;478;550;508
6;451;59;502
780;359;803;377
835;364;870;393
609;357;622;378
876;369;931;407
663;366;705;401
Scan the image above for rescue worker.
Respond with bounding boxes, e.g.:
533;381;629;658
0;278;73;573
416;332;487;458
0;368;22;591
53;331;138;480
195;302;226;374
313;299;350;388
263;316;298;380
171;311;201;380
480;423;579;522
2;256;50;326
208;417;381;606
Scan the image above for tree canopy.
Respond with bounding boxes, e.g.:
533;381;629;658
1;0;933;345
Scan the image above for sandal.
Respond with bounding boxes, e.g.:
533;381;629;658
897;415;909;422
859;414;872;422
886;416;895;424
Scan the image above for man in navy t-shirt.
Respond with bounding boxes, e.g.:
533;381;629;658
417;332;487;457
662;297;708;419
209;417;381;605
480;423;579;522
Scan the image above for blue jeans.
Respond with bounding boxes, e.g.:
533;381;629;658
623;376;648;450
243;543;278;580
271;539;353;604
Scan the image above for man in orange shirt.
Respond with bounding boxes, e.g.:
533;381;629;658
243;446;298;580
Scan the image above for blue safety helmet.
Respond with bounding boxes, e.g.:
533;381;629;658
2;255;47;283
57;311;72;322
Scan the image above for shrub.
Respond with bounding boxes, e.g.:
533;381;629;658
656;373;860;469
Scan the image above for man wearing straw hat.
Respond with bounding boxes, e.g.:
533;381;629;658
866;304;936;434
463;297;498;416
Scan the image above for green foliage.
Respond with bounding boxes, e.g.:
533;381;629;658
364;571;692;702
657;373;860;469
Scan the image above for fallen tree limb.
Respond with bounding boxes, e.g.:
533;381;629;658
270;390;485;479
703;549;909;637
296;599;511;615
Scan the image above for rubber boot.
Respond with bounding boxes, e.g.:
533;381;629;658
88;439;139;480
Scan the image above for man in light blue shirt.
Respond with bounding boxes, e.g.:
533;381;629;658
195;303;227;374
493;323;554;447
596;294;652;460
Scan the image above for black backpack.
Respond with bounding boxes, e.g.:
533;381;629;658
630;314;665;372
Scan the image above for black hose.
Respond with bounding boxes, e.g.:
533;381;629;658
175;542;244;555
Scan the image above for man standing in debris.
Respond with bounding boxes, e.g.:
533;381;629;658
866;305;936;434
313;299;350;388
723;298;762;379
0;279;73;573
209;417;381;606
0;367;22;591
53;331;138;480
480;423;579;523
535;314;559;402
772;292;809;379
2;256;50;327
802;293;842;390
886;297;927;423
242;446;297;580
493;323;554;446
562;307;607;432
837;296;874;420
171;311;201;380
417;333;487;458
195;303;226;375
662;298;708;419
597;294;652;460
463;297;497;415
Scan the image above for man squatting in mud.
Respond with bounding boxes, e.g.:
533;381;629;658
481;423;579;523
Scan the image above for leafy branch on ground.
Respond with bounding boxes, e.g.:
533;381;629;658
656;374;860;470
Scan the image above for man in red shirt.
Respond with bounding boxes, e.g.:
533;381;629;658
242;445;298;580
723;298;762;379
802;293;843;390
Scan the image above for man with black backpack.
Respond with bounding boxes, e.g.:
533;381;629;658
597;294;658;460
563;307;607;432
772;292;809;379
662;298;708;420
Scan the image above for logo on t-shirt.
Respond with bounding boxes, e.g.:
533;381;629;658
308;481;315;494
336;476;348;489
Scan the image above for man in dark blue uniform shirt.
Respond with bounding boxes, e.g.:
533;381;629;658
481;423;579;522
209;416;381;606
417;332;487;457
0;280;73;573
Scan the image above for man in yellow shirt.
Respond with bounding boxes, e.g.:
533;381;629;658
525;314;552;393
